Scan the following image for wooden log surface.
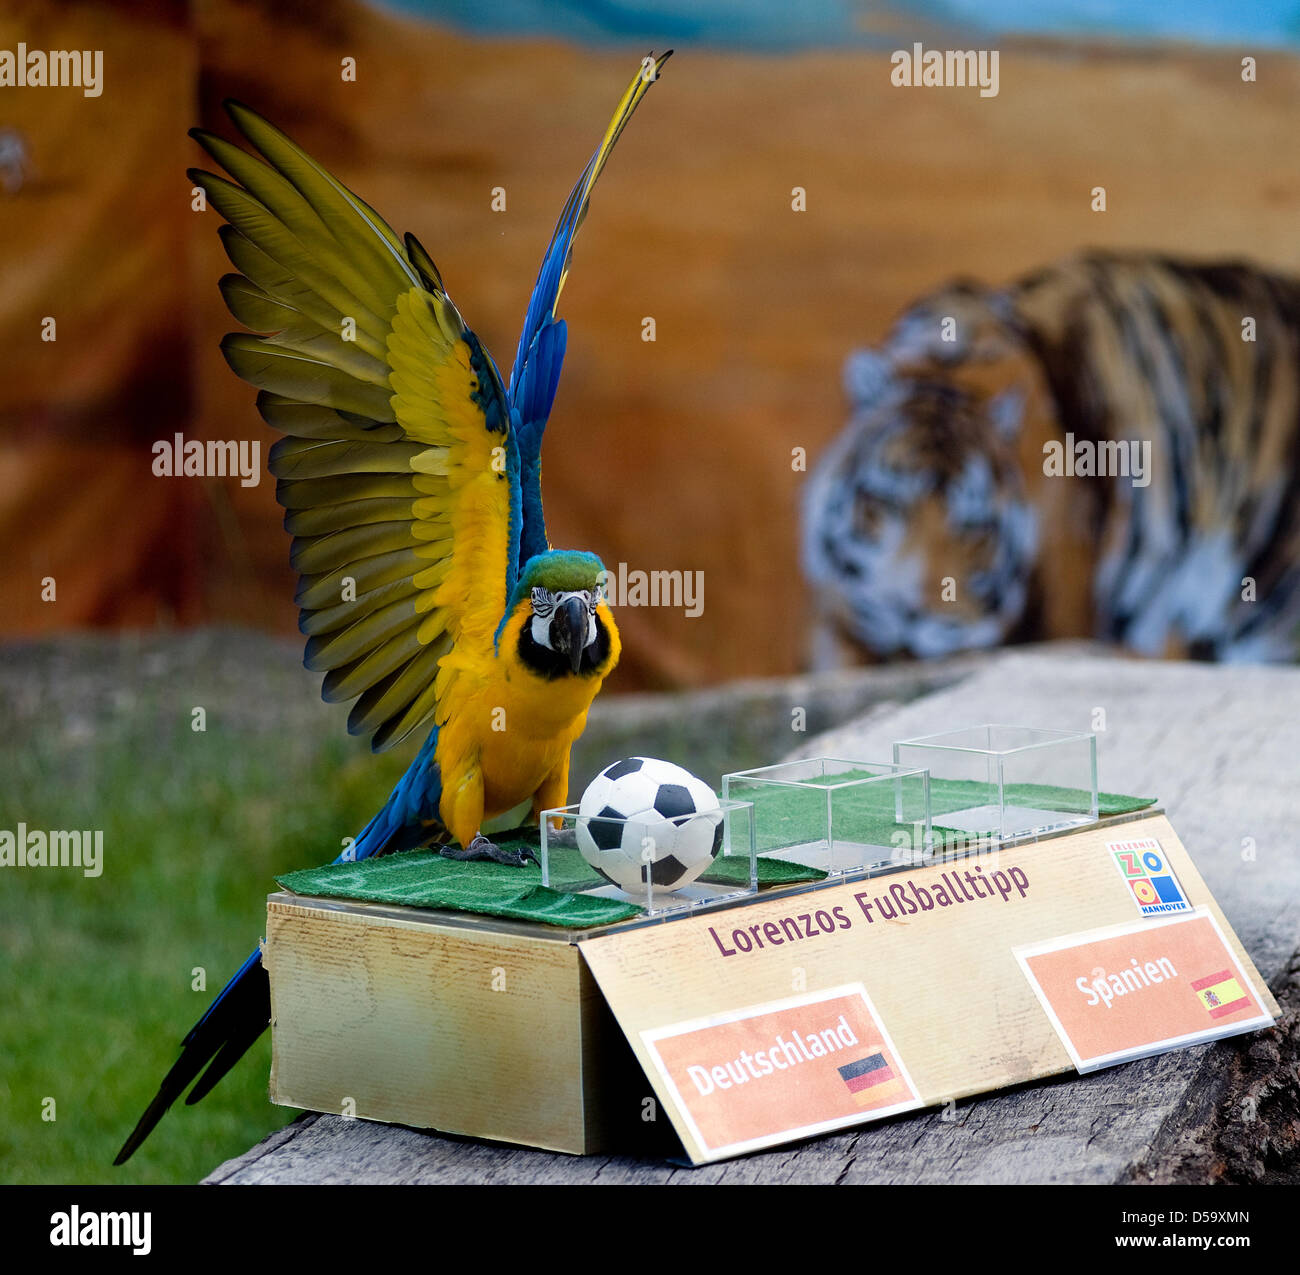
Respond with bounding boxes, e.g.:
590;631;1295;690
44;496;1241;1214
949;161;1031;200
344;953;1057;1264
206;651;1300;1183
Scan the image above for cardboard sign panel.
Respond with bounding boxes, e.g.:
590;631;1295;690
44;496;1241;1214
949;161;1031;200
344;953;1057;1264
578;813;1278;1164
1014;909;1274;1071
642;984;922;1158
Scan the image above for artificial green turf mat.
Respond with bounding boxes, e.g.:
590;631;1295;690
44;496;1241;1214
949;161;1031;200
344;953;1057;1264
278;837;827;926
704;853;824;886
931;784;1154;846
278;779;1155;927
735;774;1153;855
278;844;643;927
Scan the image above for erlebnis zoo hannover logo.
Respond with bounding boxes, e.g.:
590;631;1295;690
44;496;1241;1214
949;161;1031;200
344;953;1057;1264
0;43;103;97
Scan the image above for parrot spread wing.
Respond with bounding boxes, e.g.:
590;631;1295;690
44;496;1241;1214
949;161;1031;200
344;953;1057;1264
116;60;672;1168
191;103;523;751
509;50;672;564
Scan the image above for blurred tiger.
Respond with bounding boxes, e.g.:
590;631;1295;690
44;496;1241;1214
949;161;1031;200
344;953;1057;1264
802;253;1300;665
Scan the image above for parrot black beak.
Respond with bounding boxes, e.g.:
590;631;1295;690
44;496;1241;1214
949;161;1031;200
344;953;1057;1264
550;596;588;673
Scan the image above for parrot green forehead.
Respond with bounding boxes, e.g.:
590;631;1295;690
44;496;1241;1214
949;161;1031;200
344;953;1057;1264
510;551;608;608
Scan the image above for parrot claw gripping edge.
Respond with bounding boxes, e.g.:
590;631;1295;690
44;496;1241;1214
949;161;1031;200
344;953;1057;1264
439;834;540;867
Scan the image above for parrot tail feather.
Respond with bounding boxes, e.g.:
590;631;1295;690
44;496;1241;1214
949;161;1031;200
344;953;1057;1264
113;950;269;1165
115;733;443;1164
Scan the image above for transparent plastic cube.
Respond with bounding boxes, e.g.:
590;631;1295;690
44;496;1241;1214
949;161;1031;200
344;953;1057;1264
539;798;756;917
721;758;932;876
892;725;1098;843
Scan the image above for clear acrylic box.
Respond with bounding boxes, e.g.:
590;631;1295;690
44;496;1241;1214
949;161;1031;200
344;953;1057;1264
721;758;932;876
892;725;1098;843
539;798;757;917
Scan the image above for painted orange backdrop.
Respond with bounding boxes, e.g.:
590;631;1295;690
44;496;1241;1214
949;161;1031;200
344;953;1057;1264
4;1;1300;686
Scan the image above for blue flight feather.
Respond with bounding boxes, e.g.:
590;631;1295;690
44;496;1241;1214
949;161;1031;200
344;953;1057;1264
114;731;445;1164
506;51;670;579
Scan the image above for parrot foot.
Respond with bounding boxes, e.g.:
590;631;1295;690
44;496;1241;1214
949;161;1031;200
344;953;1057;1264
440;834;539;867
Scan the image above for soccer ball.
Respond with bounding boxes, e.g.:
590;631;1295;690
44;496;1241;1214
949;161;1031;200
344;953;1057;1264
576;757;723;894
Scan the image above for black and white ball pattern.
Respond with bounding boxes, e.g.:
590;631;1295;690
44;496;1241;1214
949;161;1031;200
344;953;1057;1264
576;757;723;894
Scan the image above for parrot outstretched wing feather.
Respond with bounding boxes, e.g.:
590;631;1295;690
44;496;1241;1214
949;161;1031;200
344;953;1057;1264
508;51;671;564
190;102;522;752
117;60;671;1166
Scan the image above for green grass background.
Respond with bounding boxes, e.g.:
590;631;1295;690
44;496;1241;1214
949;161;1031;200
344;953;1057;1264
0;634;417;1185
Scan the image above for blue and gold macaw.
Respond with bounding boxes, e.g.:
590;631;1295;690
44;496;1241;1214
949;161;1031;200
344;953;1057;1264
115;52;670;1164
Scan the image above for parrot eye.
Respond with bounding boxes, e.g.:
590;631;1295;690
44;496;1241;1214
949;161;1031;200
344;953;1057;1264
531;587;556;617
588;588;601;614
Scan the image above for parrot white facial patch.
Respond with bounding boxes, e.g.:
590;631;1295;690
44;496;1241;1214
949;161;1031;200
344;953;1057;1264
531;590;598;650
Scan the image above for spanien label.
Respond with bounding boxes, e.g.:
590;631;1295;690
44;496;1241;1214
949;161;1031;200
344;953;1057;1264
1014;909;1274;1072
640;983;921;1157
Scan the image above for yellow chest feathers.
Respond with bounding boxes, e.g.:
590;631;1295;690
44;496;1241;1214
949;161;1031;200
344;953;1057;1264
495;599;618;726
433;600;619;833
440;600;620;753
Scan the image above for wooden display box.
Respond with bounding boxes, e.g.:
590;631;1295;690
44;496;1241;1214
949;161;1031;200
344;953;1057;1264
264;809;1277;1163
264;897;633;1155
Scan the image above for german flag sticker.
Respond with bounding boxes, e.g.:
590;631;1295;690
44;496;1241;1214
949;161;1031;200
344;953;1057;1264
837;1049;905;1106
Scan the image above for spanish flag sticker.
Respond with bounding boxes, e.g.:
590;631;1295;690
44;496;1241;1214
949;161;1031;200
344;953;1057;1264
1191;970;1252;1019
